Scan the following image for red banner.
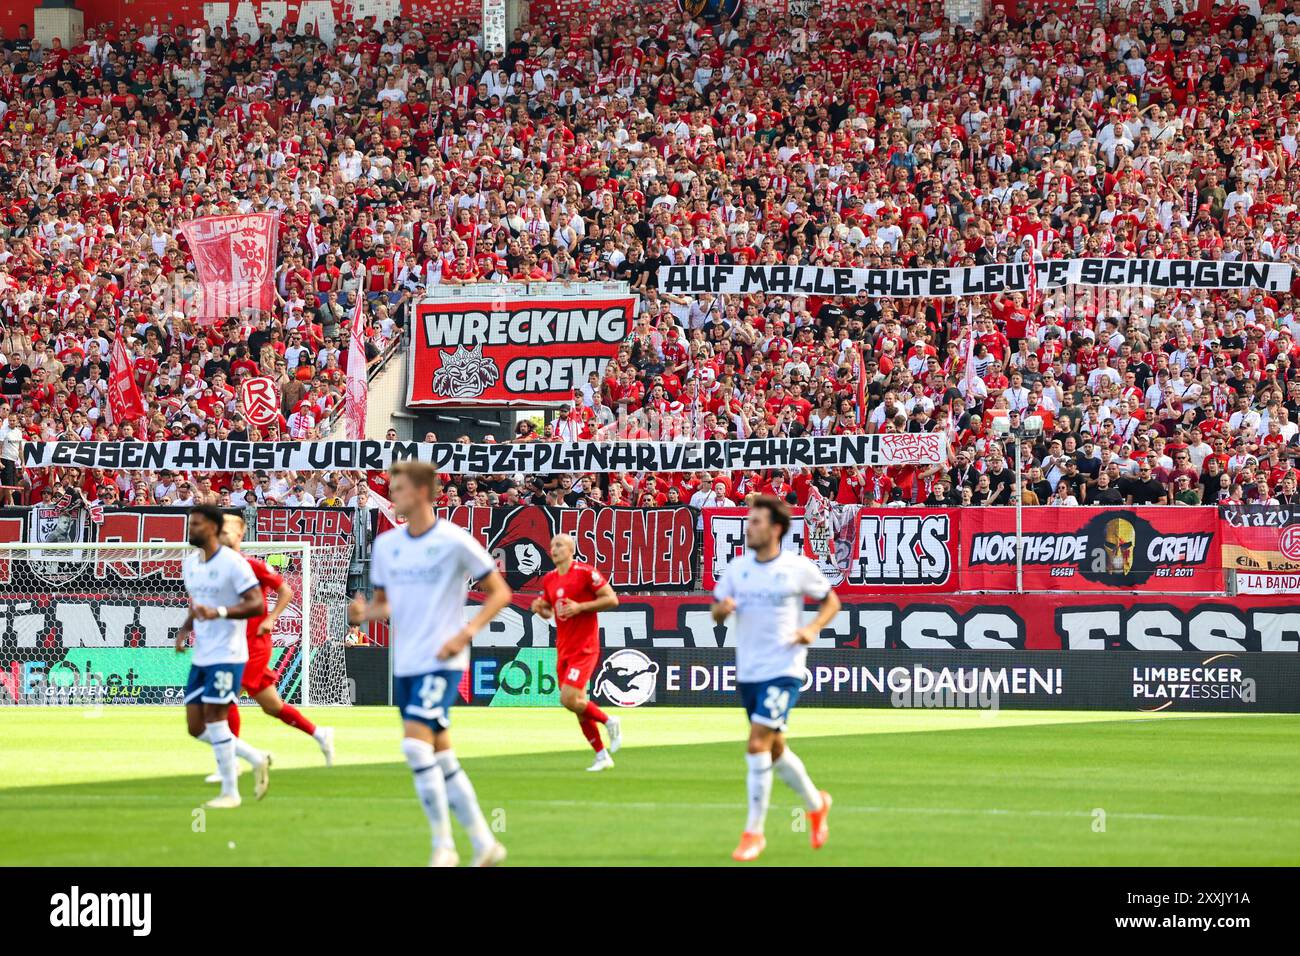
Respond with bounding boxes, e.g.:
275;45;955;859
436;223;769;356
408;297;634;407
436;504;695;591
961;507;1222;593
254;507;354;549
702;505;961;594
179;213;279;323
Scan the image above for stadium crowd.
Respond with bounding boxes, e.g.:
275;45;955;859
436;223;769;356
3;0;1300;516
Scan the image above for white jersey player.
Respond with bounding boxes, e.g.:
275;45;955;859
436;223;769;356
711;495;840;862
349;461;513;867
176;504;270;809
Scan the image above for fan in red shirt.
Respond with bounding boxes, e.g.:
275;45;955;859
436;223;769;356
215;515;336;770
531;534;622;771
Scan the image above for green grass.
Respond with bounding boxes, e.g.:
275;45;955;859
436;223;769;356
1;706;1297;866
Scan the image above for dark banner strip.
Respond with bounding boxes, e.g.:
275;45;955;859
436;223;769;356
463;645;1300;713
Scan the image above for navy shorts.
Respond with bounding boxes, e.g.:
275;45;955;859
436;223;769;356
183;662;246;706
738;676;802;732
394;670;462;731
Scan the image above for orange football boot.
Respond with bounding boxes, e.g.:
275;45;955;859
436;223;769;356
808;791;832;849
731;831;766;862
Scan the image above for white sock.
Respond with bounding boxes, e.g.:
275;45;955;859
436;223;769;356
233;737;265;767
196;728;211;744
206;720;238;796
745;751;773;834
313;727;330;743
774;749;823;811
436;750;494;854
402;738;453;851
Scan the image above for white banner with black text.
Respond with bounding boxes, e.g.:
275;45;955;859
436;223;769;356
23;433;948;474
658;259;1293;297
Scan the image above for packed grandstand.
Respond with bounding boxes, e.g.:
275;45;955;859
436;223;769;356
2;0;1300;515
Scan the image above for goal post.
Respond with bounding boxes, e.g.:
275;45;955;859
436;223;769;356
0;541;352;707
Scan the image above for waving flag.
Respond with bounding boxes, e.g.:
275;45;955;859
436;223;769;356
106;333;146;425
344;295;369;440
856;343;868;427
179;212;279;323
961;300;980;400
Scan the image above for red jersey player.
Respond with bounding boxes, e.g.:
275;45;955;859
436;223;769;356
531;534;622;771
202;515;335;784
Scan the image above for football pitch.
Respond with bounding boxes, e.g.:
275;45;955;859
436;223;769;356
1;707;1297;867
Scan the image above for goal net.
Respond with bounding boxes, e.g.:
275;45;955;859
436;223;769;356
0;541;352;707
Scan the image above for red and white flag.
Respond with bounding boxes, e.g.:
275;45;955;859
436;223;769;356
1024;235;1042;342
344;295;369;440
179;212;279;324
856;343;868;427
239;375;281;428
107;333;146;425
961;300;980;400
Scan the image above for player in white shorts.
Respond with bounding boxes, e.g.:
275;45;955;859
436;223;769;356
350;461;513;867
177;504;271;809
712;495;840;862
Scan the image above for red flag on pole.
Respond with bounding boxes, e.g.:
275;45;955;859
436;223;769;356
107;333;146;425
179;212;279;324
1024;235;1042;342
856;343;868;427
961;300;980;400
344;295;369;440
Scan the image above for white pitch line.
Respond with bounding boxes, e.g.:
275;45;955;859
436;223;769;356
6;792;1292;827
504;799;1296;826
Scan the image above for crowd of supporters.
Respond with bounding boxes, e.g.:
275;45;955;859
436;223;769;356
4;0;1300;516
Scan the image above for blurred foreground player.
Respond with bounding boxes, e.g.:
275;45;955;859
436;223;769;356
711;495;839;862
177;505;268;808
201;515;335;784
531;534;621;771
349;462;512;867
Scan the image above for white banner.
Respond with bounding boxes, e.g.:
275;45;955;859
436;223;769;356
23;434;947;475
481;0;507;56
658;259;1293;297
1237;571;1300;594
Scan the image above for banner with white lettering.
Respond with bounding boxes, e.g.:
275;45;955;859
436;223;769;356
465;591;1300;654
408;296;635;407
658;259;1293;298
961;507;1222;592
23;434;948;474
702;505;961;594
436;504;696;591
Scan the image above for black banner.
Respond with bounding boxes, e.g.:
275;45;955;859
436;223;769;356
462;646;1300;713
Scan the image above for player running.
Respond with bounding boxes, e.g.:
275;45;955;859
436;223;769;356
531;534;621;771
200;515;335;784
349;461;512;867
710;495;839;862
176;504;272;809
